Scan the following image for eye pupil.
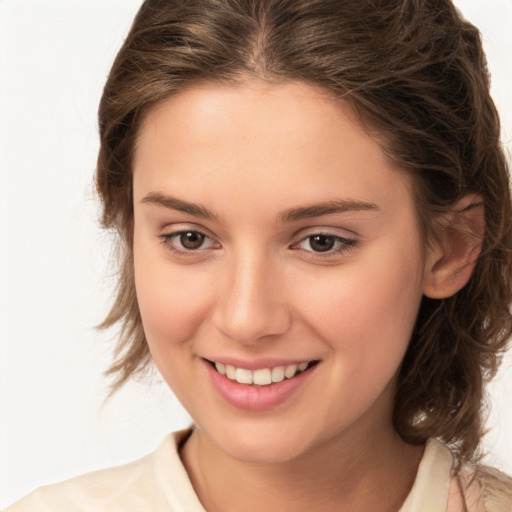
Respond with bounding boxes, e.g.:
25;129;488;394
310;234;335;252
180;231;205;249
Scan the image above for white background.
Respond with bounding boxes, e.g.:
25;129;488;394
0;0;511;507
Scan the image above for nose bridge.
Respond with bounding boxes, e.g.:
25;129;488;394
212;245;291;344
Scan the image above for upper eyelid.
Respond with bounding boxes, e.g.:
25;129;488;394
161;229;216;243
292;233;356;248
291;226;358;242
159;223;217;239
158;219;357;235
298;232;354;242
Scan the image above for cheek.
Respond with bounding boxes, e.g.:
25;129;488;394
133;238;212;350
294;246;425;372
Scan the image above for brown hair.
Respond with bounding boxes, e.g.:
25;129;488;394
96;0;512;464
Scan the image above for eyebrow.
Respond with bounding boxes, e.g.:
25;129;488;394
278;199;378;223
141;192;221;222
141;192;378;223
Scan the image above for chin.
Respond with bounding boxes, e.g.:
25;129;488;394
226;440;308;464
207;421;320;464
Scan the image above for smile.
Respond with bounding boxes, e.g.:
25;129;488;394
204;358;320;411
212;360;317;386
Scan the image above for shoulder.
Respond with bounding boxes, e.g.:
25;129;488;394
3;431;193;512
4;452;163;512
451;462;512;512
402;439;512;512
473;464;512;512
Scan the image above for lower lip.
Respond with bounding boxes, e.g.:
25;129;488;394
204;361;317;411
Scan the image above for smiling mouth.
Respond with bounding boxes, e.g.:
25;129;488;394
207;360;320;386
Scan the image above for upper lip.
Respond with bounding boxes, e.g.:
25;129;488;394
202;357;320;371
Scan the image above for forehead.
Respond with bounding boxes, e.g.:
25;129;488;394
133;80;414;221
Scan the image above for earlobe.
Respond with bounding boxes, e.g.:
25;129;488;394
423;194;485;299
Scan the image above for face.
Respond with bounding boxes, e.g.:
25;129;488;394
132;81;429;463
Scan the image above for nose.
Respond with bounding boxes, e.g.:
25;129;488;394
211;250;292;345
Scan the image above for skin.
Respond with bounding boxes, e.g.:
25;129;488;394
132;80;449;511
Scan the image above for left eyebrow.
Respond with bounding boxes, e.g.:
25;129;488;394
278;199;379;223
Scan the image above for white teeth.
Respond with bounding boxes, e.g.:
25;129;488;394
226;364;236;379
284;364;298;379
271;366;285;383
214;361;313;386
235;368;253;385
253;368;272;386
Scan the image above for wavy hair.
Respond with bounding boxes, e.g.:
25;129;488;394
96;0;512;463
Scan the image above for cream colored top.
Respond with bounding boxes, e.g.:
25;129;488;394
5;430;512;512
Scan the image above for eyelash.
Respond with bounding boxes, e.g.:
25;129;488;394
157;230;358;258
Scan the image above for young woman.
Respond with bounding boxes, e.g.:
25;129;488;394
6;0;512;510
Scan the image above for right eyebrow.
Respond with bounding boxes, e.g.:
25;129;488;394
141;192;221;222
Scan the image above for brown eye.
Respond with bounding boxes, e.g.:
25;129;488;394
180;231;205;250
294;232;358;256
308;234;336;252
159;229;219;255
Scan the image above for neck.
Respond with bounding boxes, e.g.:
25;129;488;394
180;419;424;512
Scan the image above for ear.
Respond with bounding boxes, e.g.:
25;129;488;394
423;194;485;299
